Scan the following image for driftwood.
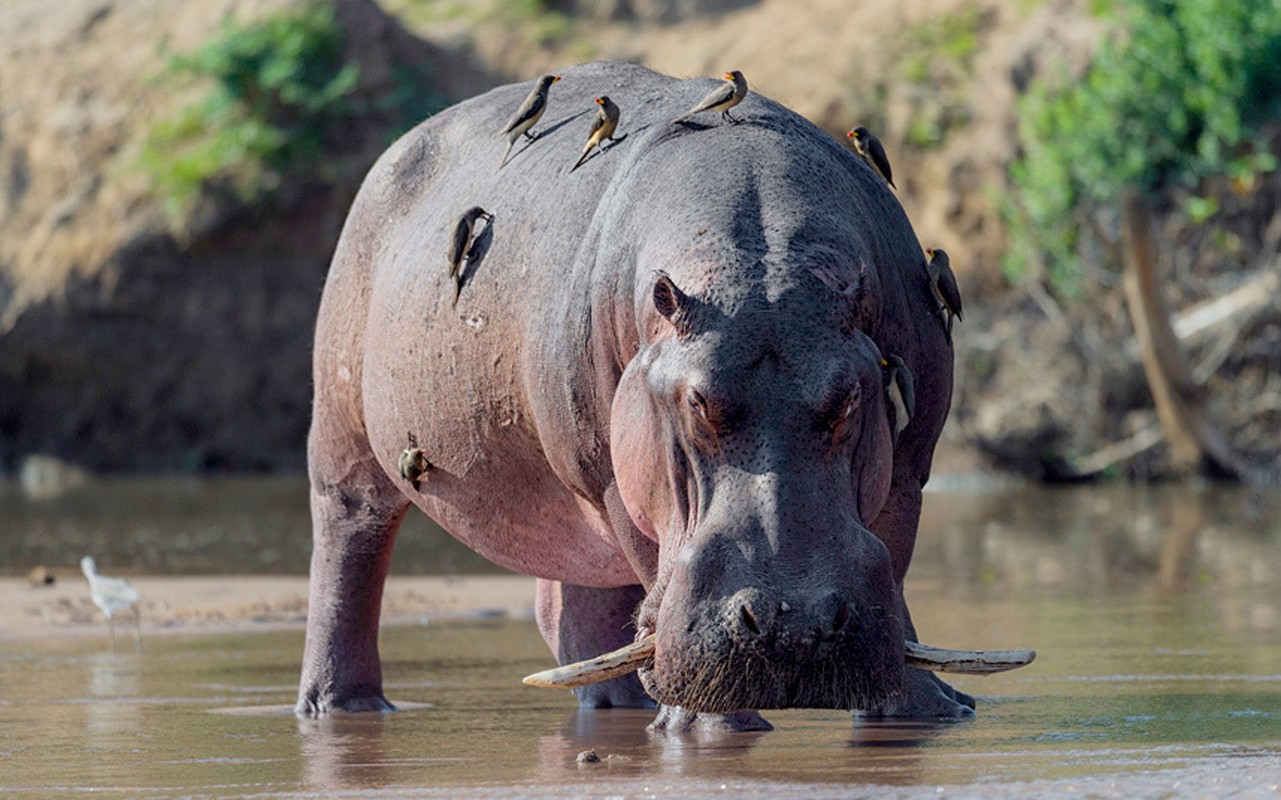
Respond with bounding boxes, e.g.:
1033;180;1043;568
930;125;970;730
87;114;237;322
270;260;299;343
1119;191;1242;478
1065;253;1279;479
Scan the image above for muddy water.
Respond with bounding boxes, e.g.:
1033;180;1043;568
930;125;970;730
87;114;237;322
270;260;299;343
2;480;1280;797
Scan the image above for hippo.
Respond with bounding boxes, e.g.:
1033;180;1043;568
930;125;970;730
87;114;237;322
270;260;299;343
296;61;978;729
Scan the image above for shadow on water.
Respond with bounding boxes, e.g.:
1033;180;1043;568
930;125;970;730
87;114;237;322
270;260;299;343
0;480;1279;795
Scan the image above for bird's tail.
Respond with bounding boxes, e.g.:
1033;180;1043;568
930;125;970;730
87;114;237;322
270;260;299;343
452;277;462;307
570;145;592;173
497;139;515;171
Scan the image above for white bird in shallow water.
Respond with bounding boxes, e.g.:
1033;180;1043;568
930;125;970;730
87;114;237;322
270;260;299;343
80;556;140;646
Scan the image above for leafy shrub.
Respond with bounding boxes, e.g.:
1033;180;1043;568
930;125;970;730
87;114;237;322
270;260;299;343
900;6;988;148
140;3;446;224
1005;0;1281;292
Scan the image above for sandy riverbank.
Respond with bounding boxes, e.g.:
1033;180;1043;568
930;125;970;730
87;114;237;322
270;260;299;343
0;573;537;642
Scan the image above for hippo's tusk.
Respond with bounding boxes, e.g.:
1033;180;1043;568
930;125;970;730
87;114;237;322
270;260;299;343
522;634;1035;690
522;635;657;689
904;640;1036;674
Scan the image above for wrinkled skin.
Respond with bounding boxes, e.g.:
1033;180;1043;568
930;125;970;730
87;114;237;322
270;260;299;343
297;61;972;727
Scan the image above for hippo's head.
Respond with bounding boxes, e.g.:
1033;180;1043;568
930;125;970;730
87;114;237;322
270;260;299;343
610;266;904;714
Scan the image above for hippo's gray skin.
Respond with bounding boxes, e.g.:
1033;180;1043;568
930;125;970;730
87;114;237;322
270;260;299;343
297;61;973;729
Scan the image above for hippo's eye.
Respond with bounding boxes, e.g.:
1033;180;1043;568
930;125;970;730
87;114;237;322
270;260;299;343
841;397;857;420
687;390;709;420
827;385;862;441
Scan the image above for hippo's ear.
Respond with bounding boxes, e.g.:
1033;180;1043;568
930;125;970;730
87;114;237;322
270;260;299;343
653;271;694;338
810;264;881;337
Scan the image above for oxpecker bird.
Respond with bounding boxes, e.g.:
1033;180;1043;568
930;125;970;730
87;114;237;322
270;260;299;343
847;127;895;188
498;74;561;170
925;247;963;344
398;433;431;489
571;96;624;172
81;556;141;647
449;206;493;306
675;70;748;124
881;355;915;446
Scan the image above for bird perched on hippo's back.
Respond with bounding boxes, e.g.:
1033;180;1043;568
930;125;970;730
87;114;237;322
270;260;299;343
847;126;895;189
881;355;915;446
498;74;561;170
448;206;492;306
571;96;625;173
925;247;963;344
674;70;748;124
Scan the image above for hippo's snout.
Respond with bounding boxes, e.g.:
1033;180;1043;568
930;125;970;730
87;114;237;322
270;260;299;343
727;587;856;654
639;528;906;713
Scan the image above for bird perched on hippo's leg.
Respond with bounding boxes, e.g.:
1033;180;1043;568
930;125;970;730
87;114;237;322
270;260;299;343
674;70;748;124
925;247;963;344
498;74;561;170
449;206;492;306
571;96;625;173
847;126;895;189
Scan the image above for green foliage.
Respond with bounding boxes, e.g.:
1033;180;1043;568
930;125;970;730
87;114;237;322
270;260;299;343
1005;0;1281;291
140;3;446;224
898;6;987;149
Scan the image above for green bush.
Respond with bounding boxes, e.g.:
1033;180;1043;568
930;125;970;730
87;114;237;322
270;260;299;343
140;3;446;223
898;6;987;149
1005;0;1281;292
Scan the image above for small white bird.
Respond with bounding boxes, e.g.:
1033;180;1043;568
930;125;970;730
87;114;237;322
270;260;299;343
80;556;141;647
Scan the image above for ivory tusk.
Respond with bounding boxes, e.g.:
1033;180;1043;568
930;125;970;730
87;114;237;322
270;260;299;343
904;640;1036;674
522;634;656;689
521;635;1036;689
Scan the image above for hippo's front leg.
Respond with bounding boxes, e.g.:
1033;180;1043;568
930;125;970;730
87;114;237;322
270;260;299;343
535;580;654;709
863;480;975;719
296;450;409;715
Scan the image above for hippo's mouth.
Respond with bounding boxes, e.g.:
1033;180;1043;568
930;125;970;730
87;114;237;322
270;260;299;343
523;635;1036;691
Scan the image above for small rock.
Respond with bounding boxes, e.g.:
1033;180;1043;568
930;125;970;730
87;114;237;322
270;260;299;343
27;566;57;587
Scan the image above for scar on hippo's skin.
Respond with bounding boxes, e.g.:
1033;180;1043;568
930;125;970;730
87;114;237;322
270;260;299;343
397;432;432;490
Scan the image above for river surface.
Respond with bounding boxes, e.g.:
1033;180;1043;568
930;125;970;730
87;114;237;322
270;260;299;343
1;478;1279;797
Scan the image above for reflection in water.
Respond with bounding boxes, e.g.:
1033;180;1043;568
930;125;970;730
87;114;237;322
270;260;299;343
844;721;953;784
297;713;390;791
85;650;142;739
535;709;656;778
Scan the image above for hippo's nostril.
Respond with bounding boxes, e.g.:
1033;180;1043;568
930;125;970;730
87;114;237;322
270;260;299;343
832;601;851;633
740;604;761;635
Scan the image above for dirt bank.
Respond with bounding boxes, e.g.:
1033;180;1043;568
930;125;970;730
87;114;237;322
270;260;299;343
0;573;536;642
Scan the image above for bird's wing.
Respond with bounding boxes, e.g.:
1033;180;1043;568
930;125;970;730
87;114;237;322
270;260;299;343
869;139;894;186
502;90;546;135
585;110;606;141
448;218;471;277
689;81;736;113
100;576;140;605
899;368;916;420
938;266;963;317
